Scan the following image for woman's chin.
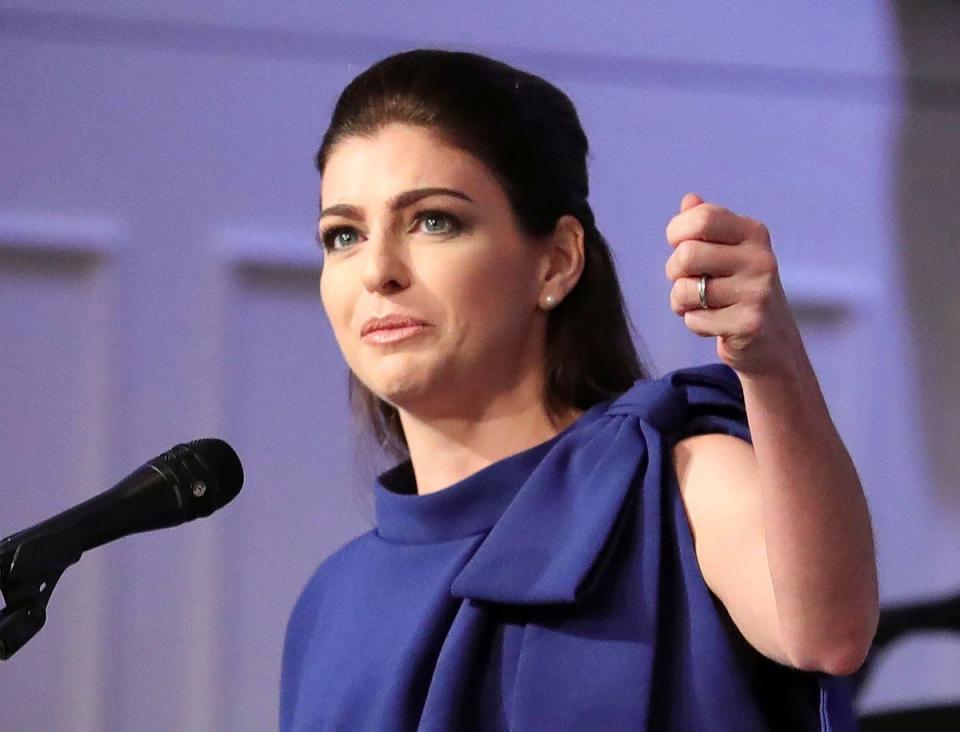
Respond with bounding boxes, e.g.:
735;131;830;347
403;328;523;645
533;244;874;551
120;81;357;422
372;376;469;418
365;370;436;409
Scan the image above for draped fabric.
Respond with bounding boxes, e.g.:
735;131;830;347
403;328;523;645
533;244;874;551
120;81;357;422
280;363;858;731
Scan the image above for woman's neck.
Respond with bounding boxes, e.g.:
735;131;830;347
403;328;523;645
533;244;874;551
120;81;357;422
398;397;582;496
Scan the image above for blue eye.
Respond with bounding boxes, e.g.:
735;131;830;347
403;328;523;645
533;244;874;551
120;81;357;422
318;227;360;251
317;211;464;253
416;211;462;236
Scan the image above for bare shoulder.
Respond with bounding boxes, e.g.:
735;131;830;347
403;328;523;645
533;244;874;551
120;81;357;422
669;432;760;580
671;433;757;500
670;433;792;665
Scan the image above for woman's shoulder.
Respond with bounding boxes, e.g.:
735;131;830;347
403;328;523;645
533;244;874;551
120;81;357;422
286;530;378;625
629;362;743;404
448;365;748;607
596;362;748;442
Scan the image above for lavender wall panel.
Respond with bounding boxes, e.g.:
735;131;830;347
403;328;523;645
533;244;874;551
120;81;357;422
2;1;959;727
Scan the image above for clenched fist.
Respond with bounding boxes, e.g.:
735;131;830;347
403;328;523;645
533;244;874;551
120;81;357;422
665;193;804;377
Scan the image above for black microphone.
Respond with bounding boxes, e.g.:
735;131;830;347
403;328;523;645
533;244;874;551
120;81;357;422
0;438;243;659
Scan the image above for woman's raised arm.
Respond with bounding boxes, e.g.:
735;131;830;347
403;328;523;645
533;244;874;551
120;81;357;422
665;194;879;674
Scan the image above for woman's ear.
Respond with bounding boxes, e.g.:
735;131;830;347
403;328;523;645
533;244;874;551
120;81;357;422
539;214;585;306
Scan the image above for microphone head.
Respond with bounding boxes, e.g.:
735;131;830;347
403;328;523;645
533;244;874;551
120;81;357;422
151;438;244;519
186;438;244;505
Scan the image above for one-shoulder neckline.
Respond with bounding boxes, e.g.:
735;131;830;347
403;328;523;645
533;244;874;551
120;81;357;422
372;394;617;543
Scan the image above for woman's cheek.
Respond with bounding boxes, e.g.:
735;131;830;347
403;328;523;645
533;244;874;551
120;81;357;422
468;270;530;355
319;276;355;360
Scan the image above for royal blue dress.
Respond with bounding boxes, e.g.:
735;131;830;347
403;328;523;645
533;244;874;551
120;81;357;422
280;363;858;731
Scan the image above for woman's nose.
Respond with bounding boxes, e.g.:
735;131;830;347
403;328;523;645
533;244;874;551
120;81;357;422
360;232;411;294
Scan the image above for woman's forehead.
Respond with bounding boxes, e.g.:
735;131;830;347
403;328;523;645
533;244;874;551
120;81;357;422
320;126;502;209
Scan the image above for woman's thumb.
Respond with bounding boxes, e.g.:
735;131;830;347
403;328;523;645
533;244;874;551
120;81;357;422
680;192;704;212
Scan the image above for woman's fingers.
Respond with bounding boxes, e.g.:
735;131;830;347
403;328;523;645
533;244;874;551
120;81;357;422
666;202;769;247
664;239;745;281
669;275;757;315
681;302;763;339
664;194;798;375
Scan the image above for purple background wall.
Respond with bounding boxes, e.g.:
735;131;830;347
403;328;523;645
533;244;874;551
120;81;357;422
1;2;958;729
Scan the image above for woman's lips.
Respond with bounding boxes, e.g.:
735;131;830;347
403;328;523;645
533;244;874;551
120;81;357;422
361;314;429;335
361;323;432;344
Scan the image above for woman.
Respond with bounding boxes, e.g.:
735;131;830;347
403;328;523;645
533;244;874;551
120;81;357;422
281;49;878;730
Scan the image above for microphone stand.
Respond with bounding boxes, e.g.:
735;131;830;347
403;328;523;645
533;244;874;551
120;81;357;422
0;529;82;660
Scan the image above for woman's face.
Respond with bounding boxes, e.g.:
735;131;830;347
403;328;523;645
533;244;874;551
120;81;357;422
318;123;551;417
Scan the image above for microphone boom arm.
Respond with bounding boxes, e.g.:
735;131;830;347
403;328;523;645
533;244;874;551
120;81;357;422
0;531;80;660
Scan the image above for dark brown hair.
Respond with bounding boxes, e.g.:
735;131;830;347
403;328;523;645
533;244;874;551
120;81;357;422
316;49;650;460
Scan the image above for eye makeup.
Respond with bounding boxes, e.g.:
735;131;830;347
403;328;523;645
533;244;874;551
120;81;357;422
316;209;469;252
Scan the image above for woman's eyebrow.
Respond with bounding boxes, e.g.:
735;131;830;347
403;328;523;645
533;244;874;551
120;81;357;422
318;187;474;220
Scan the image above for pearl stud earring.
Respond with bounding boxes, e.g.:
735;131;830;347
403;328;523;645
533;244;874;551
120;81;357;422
542;294;557;309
